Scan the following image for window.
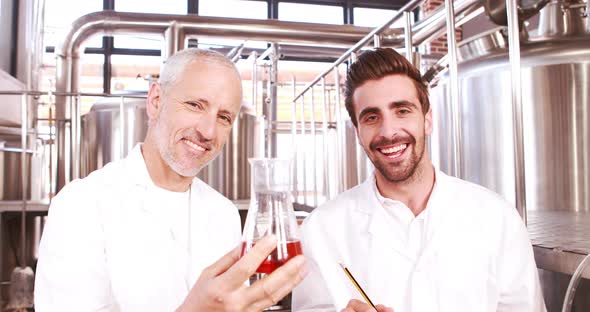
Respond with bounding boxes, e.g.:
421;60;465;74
279;3;343;24
43;0;103;51
199;0;268;19
115;0;187;14
110;55;162;93
113;34;166;50
353;7;413;29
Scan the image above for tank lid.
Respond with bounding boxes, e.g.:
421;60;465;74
459;27;508;62
89;94;147;112
533;0;590;39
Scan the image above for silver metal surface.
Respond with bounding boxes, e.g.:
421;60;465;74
529;210;590;311
430;21;590;213
293;0;426;102
300;92;307;206
269;43;279;158
79;97;148;178
0;201;49;213
506;0;528;222
410;0;482;46
445;0;462;178
292;76;298;202
0;134;44;201
459;27;508;61
536;0;590;38
79;97;259;200
321;79;329;202
404;12;413;61
20;94;27;268
334;69;345;194
483;0;549;25
373;34;381;48
310;87;318;207
529;211;590;255
54;11;409;191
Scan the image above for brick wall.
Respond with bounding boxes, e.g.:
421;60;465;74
421;0;463;55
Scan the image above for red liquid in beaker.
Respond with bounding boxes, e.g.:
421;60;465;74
241;240;303;274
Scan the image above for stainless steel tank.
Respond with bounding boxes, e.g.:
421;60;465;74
80;97;148;178
430;2;590;212
79;97;260;200
0;132;45;201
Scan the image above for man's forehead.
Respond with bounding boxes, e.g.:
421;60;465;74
353;75;419;108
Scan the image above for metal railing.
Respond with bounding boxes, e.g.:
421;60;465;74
287;0;530;218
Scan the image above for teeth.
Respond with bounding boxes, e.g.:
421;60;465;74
183;139;206;152
380;144;407;154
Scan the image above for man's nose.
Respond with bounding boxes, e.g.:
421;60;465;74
378;115;399;138
196;113;217;140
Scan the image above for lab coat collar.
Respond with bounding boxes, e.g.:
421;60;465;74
125;144;153;188
123;144;209;290
123;144;199;216
362;168;460;296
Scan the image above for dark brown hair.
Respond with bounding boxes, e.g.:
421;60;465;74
344;48;430;127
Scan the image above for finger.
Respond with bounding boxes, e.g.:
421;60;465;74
341;309;354;312
217;235;278;288
375;304;394;312
346;299;377;312
245;255;308;311
202;244;242;278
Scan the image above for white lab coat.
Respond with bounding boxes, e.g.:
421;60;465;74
292;170;546;312
35;145;241;311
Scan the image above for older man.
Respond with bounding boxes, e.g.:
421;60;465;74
291;48;545;312
35;49;307;312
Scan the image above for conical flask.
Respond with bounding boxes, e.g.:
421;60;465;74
241;158;303;274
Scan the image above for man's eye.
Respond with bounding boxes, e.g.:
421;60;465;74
186;101;203;109
399;109;411;114
219;115;232;124
364;115;377;122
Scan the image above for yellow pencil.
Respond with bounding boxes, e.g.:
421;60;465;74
339;263;376;308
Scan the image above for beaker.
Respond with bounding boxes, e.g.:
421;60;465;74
241;158;303;274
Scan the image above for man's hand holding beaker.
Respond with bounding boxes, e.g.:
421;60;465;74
177;235;308;312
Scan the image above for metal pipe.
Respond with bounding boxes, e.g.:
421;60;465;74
293;0;424;102
445;0;462;178
119;96;126;160
257;46;274;62
251;51;258;112
410;0;480;45
291;76;299;204
334;69;345;193
506;0;527;222
300;94;307;206
52;0;484;190
54;11;403;191
269;43;279;158
373;34;381;48
71;95;81;180
226;42;245;60
164;22;183;60
20;93;27;268
310;87;318;207
321;78;329;202
404;12;414;61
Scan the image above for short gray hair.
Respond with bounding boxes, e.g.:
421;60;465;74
158;48;240;92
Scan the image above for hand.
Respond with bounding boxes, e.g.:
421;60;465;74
177;235;308;312
341;299;394;312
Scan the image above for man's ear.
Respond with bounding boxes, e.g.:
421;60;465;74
424;108;433;136
146;82;163;121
